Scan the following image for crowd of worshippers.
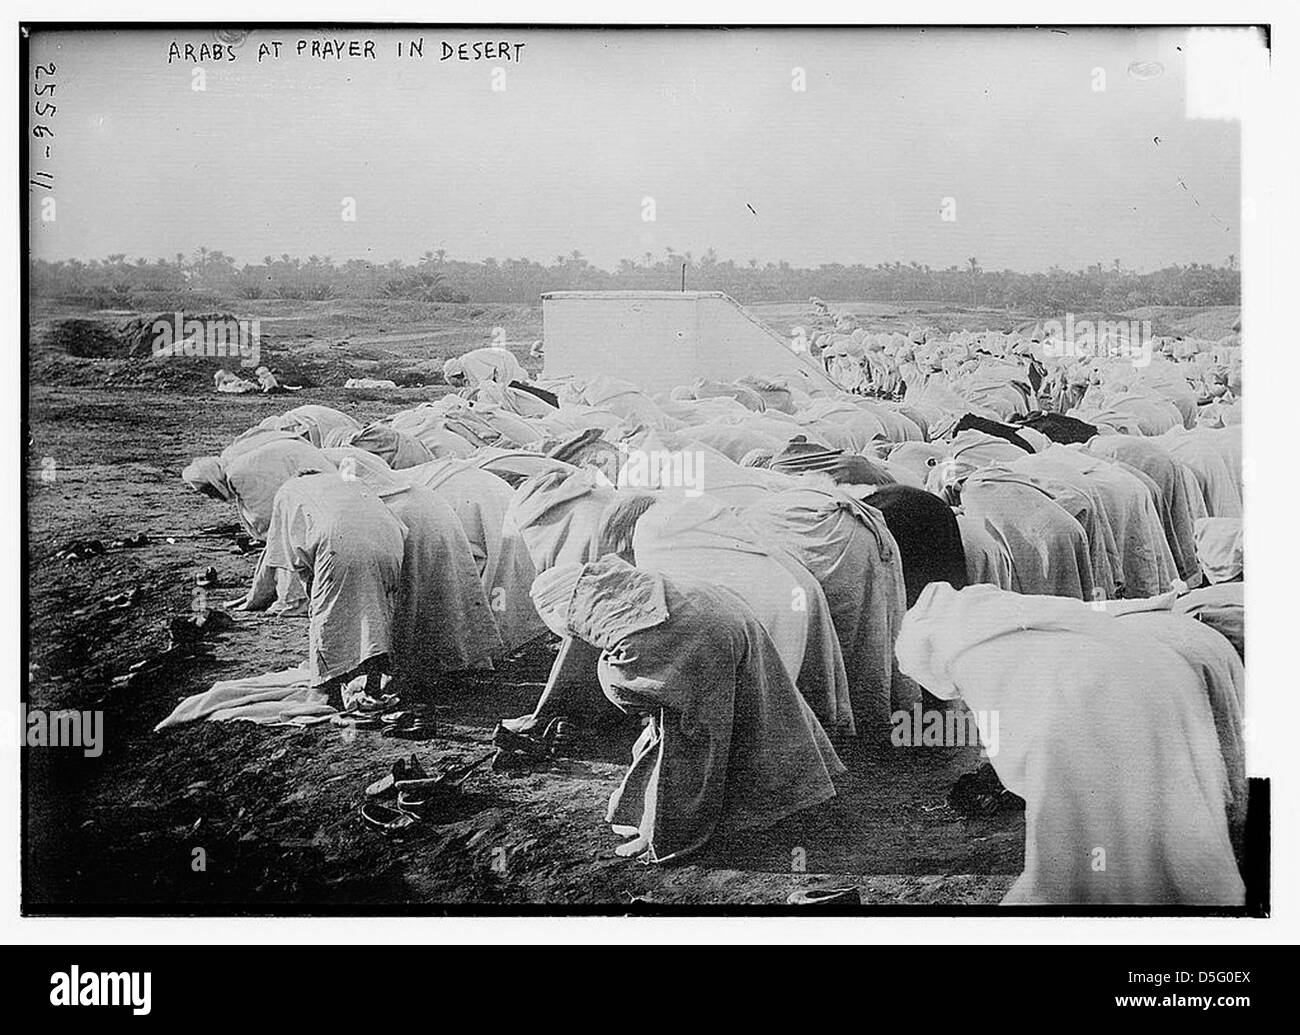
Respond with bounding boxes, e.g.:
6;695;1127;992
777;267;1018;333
179;335;1246;906
805;299;1242;430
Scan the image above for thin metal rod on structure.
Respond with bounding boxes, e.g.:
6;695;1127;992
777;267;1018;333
681;263;686;291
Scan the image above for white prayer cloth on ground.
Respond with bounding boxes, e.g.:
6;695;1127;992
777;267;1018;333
154;666;333;730
344;378;398;390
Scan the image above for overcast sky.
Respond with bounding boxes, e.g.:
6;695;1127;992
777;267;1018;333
28;26;1250;272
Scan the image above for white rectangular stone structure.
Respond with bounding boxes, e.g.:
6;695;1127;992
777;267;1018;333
540;290;836;395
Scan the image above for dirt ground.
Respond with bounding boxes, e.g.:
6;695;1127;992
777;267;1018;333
20;298;1064;912
23;382;1024;912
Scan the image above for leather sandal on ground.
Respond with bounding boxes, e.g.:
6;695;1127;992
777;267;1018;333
367;755;430;797
396;788;431;812
360;801;418;832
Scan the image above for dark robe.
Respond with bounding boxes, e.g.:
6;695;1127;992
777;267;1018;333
953;413;1036;453
1015;411;1100;445
866;484;968;607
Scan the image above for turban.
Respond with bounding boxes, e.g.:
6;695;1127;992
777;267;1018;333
181;456;231;500
530;556;669;648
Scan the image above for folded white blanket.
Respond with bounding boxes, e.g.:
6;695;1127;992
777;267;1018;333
154;666;334;731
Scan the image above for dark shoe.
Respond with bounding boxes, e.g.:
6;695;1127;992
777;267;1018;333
492;723;555;761
948;762;1024;818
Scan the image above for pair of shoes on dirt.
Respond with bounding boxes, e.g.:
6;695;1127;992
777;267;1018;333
490;716;576;770
55;538;106;562
360;754;488;832
377;709;437;740
332;697;413;734
364;754;431;798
